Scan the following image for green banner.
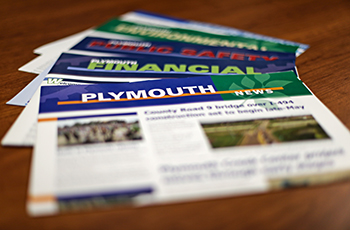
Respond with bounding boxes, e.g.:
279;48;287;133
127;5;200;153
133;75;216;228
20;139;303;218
95;19;299;53
210;71;312;100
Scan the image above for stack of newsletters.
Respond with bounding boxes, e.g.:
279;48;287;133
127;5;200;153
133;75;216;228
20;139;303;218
3;10;350;216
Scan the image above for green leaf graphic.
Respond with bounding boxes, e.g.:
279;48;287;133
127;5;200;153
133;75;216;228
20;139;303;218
265;80;292;88
241;77;255;88
229;82;244;91
255;74;270;85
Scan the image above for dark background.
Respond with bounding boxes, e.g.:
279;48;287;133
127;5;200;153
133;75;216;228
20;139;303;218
1;0;350;229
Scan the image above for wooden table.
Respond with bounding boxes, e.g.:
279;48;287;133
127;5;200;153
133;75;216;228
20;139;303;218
1;0;350;229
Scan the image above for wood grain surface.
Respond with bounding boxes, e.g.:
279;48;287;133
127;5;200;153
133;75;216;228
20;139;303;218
1;0;350;229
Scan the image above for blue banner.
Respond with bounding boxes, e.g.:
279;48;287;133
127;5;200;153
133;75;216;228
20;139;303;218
71;37;296;61
49;53;296;80
39;71;309;113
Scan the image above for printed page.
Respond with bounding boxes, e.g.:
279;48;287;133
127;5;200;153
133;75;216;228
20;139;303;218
33;11;307;57
28;71;350;216
22;14;304;74
120;10;309;56
2;88;40;146
94;19;300;53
